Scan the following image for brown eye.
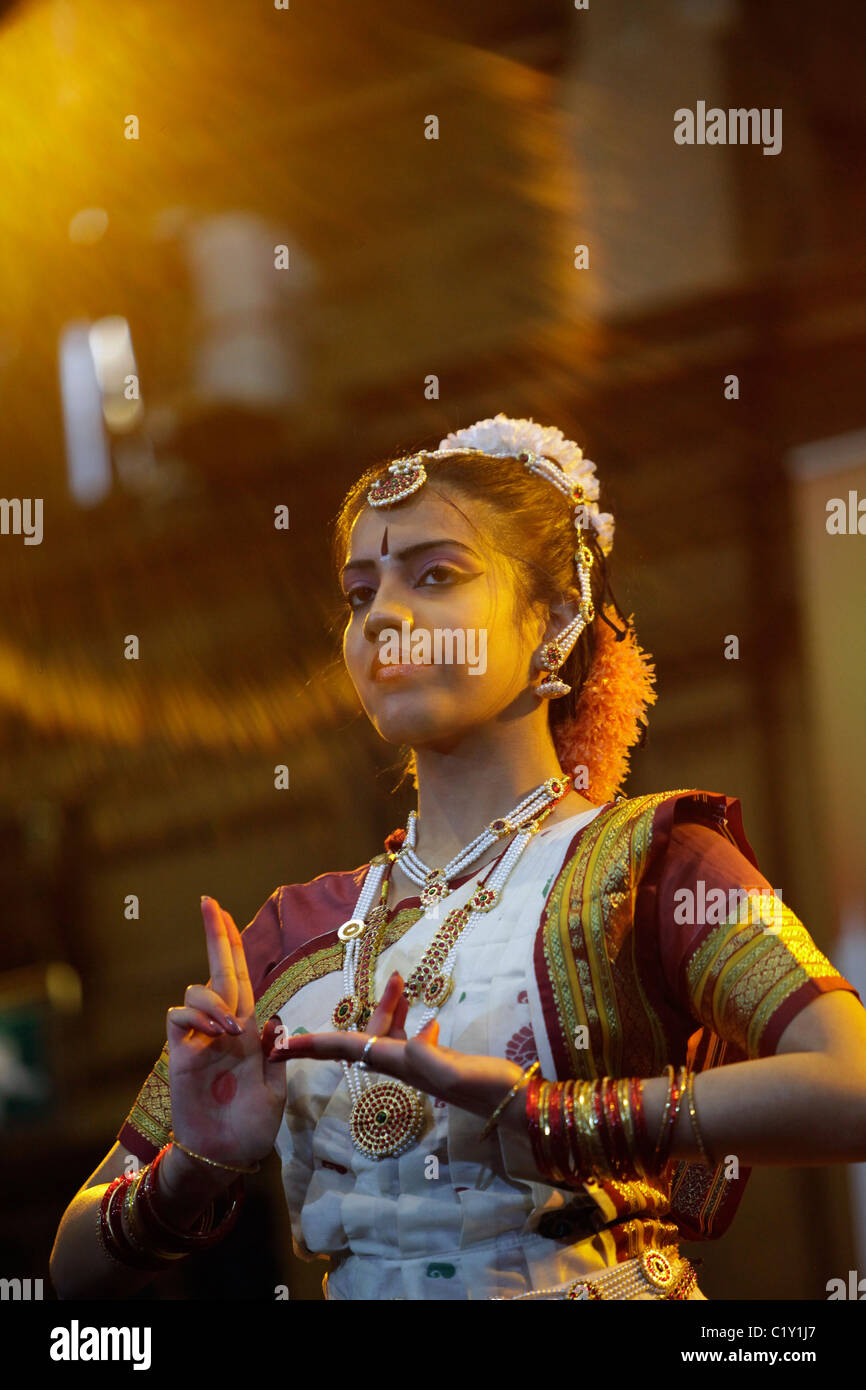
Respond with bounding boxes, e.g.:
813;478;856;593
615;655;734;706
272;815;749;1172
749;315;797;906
345;586;374;610
418;565;458;585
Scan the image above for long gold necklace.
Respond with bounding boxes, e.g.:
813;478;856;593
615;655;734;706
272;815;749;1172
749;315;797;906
334;776;572;1160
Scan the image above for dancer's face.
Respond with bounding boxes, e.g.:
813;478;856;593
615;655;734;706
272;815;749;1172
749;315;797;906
340;488;545;751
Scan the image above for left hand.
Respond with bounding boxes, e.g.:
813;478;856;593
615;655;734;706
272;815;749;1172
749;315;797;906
266;970;525;1127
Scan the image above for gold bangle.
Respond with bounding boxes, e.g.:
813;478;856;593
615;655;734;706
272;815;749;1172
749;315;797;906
479;1060;540;1142
617;1078;641;1179
577;1079;610;1178
570;1082;596;1175
124;1171;189;1262
170;1135;260;1175
539;1081;552;1170
652;1065;675;1163
686;1069;715;1167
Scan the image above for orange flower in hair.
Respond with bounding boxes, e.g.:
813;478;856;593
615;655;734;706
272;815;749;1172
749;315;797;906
553;604;657;805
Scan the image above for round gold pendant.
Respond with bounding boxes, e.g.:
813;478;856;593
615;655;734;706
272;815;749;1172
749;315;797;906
337;919;368;942
348;1081;426;1160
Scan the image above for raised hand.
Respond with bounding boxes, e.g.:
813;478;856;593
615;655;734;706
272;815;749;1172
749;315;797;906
165;896;287;1169
266;971;526;1132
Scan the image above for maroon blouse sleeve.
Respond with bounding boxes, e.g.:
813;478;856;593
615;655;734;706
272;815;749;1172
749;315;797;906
650;819;861;1059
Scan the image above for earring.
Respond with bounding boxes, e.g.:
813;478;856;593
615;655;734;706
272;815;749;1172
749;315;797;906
534;615;586;699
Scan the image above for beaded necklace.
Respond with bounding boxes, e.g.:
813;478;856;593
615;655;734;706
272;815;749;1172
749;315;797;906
334;775;573;1160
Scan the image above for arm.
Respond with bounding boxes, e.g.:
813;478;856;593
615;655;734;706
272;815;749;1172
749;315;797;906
495;988;866;1168
499;820;866;1181
49;1141;237;1300
51;890;287;1299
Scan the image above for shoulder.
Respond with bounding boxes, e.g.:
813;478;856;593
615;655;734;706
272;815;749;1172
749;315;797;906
619;788;758;862
566;788;761;885
240;859;373;986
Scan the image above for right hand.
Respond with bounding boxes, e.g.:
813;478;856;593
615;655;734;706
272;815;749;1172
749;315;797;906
166;897;287;1170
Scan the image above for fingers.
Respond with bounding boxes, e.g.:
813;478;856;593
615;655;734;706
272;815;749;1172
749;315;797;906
167;1004;231;1040
260;1015;283;1054
391;992;408;1039
183;984;244;1033
365;971;406;1038
267;1017;442;1078
201;897;238;1016
267;1029;407;1073
222;909;254;1020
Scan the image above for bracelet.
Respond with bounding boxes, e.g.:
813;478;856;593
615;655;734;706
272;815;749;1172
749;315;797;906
685;1068;716;1167
169;1134;261;1175
478;1060;540;1141
652;1065;675;1166
133;1145;245;1255
591;1082;613;1178
547;1080;569;1182
124;1170;190;1263
656;1065;688;1170
629;1077;653;1178
524;1069;706;1190
526;1075;545;1174
97;1174;172;1271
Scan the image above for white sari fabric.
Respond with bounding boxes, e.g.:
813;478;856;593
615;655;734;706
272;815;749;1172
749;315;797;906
273;807;707;1300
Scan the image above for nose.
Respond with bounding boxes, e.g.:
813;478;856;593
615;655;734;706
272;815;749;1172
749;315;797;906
362;583;414;646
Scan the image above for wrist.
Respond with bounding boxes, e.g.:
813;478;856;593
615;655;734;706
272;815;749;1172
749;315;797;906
157;1144;237;1226
497;1075;532;1137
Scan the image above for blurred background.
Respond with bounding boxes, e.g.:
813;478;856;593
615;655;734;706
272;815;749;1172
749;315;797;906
1;0;865;1300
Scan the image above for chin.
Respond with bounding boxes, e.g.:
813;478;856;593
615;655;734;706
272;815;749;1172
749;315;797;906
370;701;467;747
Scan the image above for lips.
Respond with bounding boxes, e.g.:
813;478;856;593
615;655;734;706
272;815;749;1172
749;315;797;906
371;660;429;681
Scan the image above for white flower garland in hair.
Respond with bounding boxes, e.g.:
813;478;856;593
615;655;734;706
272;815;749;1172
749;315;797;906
436;412;615;555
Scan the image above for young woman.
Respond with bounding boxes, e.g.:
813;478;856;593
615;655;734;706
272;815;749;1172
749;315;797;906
50;414;866;1301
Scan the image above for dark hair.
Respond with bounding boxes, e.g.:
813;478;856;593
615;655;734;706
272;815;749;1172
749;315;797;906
332;449;623;785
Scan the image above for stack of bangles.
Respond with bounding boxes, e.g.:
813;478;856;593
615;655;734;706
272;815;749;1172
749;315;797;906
481;1061;715;1184
97;1137;259;1271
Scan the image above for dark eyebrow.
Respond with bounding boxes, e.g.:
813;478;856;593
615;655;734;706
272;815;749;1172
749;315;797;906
340;538;481;580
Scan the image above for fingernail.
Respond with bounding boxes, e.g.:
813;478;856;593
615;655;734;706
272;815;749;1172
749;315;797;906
224;1015;242;1034
201;895;210;905
208;1020;225;1033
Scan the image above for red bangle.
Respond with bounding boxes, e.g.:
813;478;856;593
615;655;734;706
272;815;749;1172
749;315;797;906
562;1081;582;1180
547;1083;569;1182
136;1145;244;1253
629;1077;654;1176
602;1079;630;1179
526;1076;547;1178
591;1082;612;1178
99;1175;166;1270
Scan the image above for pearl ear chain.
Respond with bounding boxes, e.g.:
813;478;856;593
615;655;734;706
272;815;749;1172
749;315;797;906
333;776;573;1160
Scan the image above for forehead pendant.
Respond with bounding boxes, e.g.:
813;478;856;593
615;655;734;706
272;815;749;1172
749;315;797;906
367;456;427;507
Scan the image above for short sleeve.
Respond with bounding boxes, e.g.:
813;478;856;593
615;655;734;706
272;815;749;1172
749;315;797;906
654;821;861;1059
116;888;284;1162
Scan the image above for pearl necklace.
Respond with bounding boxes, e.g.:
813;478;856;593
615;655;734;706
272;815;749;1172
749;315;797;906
396;778;569;909
334;775;573;1161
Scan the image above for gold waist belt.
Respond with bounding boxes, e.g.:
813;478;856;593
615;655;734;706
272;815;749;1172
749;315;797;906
490;1249;700;1301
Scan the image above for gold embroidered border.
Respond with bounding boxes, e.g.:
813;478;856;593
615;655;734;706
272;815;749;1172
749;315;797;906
124;1044;172;1151
543;791;691;1079
686;900;843;1058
